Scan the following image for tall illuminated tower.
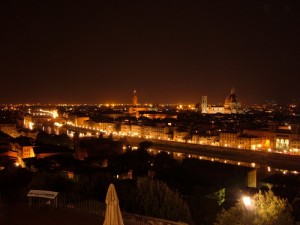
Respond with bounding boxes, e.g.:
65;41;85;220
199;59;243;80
201;96;208;113
132;90;138;106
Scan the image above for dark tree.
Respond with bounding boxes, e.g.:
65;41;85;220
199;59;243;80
136;177;193;224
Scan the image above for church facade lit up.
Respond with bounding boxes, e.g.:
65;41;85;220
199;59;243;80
201;88;243;114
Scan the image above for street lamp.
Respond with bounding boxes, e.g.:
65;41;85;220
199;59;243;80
242;196;251;207
242;196;252;225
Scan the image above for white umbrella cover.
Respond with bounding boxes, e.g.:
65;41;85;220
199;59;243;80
103;183;124;225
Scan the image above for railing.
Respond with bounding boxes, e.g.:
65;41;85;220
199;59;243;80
0;190;104;215
0;190;187;225
57;192;105;216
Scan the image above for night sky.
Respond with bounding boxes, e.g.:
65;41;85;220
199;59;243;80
1;1;300;105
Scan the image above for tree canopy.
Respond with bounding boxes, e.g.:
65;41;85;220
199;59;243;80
36;131;73;148
136;177;193;224
214;190;294;225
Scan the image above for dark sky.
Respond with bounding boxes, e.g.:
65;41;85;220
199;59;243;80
1;0;300;105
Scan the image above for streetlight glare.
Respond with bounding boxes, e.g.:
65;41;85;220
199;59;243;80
242;196;251;207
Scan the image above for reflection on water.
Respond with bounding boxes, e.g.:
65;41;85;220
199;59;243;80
148;148;299;176
64;126;300;176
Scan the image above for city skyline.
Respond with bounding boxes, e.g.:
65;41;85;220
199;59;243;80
1;1;300;104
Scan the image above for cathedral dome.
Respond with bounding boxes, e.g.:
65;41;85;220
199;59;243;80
224;88;239;107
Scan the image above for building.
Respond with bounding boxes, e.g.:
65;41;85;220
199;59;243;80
128;90;175;119
21;146;35;158
244;122;300;152
0;123;19;137
11;137;35;159
289;139;300;154
201;96;208;113
136;111;177;120
128;90;150;117
219;131;239;147
131;125;142;136
74;116;90;127
236;134;261;150
224;88;241;113
201;88;242;114
120;124;131;134
219;131;262;150
173;130;189;142
192;134;219;145
132;89;138;106
0;141;20;165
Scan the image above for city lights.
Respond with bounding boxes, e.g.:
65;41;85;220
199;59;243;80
1;1;299;224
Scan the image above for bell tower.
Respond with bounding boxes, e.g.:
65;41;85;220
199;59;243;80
132;90;138;106
201;96;208;113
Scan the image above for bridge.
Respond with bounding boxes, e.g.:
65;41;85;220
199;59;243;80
124;137;300;173
64;125;300;173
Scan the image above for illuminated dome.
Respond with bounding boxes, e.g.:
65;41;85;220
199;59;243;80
224;88;240;112
225;88;238;105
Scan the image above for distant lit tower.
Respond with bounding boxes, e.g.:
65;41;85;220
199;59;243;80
132;89;138;106
201;96;208;113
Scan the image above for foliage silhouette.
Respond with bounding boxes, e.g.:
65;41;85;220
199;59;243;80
214;190;294;225
136;177;193;224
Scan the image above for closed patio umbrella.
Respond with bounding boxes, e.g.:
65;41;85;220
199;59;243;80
103;183;124;225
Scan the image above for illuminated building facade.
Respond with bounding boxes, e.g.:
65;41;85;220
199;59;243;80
173;130;189;142
192;134;219;145
68;116;89;127
0;123;18;138
21;146;35;158
236;134;261;150
290;140;300;154
128;90;174;119
12;142;35;159
136;111;177;119
201;88;242;114
219;131;262;150
243;122;300;153
81;121;115;133
219;131;239;148
23;109;66;134
201;96;208;113
129;89;149;116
